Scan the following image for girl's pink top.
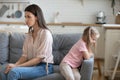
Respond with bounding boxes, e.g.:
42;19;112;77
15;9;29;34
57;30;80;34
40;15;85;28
62;39;88;68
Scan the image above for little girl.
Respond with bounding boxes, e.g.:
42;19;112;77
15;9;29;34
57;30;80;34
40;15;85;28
60;26;100;80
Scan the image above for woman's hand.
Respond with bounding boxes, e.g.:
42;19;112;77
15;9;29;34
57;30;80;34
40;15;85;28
4;63;17;74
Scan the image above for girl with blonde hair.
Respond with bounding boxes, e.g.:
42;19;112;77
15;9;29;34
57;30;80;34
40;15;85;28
60;26;100;80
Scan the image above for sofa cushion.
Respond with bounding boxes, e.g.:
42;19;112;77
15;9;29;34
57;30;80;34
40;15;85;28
0;31;9;64
53;65;60;73
9;32;82;65
52;33;82;65
9;32;26;63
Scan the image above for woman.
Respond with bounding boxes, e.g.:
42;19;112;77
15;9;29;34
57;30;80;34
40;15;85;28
60;26;100;80
0;4;54;80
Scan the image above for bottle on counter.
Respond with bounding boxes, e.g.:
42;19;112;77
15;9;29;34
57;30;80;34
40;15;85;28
53;11;59;23
115;11;120;24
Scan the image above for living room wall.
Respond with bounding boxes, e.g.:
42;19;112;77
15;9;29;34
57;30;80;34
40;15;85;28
29;0;120;24
0;0;120;59
0;0;120;24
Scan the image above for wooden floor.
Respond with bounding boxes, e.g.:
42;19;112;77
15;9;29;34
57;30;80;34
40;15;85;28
92;70;104;80
92;59;120;80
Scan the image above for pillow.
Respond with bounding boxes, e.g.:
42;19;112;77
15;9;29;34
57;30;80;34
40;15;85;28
9;32;25;63
0;31;9;64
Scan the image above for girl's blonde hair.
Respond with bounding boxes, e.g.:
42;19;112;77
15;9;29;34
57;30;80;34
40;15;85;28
82;26;100;52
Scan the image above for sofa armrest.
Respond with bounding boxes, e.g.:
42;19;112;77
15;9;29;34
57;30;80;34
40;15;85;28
80;57;94;80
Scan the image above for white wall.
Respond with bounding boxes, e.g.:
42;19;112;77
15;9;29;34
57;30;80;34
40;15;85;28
0;0;117;59
29;0;120;24
0;0;120;24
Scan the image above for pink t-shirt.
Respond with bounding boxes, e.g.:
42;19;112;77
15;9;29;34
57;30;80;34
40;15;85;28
62;39;88;68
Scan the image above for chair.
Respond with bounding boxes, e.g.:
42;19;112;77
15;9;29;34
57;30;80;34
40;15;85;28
94;58;102;76
80;57;94;80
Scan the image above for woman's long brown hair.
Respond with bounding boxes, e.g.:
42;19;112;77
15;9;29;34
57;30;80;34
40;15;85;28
24;4;48;33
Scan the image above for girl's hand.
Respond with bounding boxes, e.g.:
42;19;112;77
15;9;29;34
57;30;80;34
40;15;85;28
83;51;94;59
90;53;94;57
4;64;17;74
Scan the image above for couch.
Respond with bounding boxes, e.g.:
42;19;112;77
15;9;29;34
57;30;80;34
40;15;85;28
0;31;94;80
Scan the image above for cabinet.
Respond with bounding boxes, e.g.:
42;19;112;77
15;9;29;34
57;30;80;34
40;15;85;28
104;26;120;77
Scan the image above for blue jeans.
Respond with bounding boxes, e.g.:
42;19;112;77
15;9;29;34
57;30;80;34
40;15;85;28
0;63;53;80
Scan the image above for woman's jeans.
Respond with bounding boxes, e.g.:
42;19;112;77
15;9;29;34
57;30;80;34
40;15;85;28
0;63;53;80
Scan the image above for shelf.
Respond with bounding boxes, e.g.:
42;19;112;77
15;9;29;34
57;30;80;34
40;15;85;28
47;22;102;27
0;22;102;27
0;1;30;4
0;22;26;25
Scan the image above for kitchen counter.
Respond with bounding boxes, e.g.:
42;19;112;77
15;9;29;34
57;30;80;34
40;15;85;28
103;24;120;77
103;24;120;29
